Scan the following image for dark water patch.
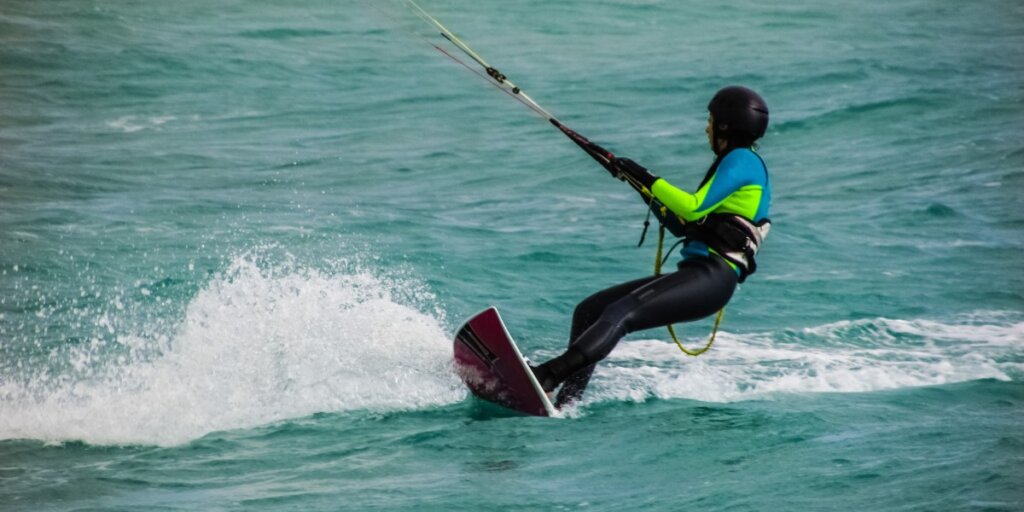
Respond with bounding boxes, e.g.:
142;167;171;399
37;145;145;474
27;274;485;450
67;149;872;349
922;202;958;218
994;436;1023;449
424;150;459;160
268;157;329;171
515;250;565;263
237;28;335;39
1006;147;1024;161
0;44;75;71
851;472;882;480
139;277;183;291
471;459;520;472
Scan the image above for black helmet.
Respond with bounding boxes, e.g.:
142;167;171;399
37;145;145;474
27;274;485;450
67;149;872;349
707;85;769;141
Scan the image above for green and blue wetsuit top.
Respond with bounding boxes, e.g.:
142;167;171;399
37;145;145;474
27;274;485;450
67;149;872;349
647;147;771;278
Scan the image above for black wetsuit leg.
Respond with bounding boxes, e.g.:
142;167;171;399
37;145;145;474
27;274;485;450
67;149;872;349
554;274;660;406
548;256;738;407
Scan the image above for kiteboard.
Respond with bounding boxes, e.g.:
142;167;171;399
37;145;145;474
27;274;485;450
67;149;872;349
453;307;556;417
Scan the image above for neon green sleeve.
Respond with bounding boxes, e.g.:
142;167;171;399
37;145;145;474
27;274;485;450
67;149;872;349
650;176;725;222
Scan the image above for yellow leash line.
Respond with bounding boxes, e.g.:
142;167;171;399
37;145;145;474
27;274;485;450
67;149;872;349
655;223;723;357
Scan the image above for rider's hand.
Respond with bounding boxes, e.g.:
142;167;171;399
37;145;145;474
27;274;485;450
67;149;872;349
611;157;659;189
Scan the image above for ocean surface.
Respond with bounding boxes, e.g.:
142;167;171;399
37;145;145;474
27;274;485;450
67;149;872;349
2;0;1022;510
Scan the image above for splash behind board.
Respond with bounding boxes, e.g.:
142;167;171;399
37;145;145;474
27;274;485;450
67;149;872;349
453;307;555;417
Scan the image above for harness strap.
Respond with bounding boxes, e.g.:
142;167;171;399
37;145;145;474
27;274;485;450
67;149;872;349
684;214;771;283
654;224;723;357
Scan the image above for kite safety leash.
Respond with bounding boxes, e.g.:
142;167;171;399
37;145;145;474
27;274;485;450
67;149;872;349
402;0;722;356
652;223;724;356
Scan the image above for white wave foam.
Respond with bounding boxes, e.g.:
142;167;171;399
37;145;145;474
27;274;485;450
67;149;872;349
0;256;464;446
583;314;1024;406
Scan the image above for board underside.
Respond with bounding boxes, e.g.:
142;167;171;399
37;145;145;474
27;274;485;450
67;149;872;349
453;307;555;417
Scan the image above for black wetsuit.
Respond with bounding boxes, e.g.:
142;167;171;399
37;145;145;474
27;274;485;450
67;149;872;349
544;256;737;407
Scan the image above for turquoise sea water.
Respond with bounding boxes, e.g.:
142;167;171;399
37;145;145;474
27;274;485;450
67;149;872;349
2;0;1023;510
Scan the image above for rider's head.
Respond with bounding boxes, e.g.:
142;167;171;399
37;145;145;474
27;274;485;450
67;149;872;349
706;85;769;155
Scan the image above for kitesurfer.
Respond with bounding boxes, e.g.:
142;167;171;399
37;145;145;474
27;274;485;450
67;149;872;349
532;86;772;408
